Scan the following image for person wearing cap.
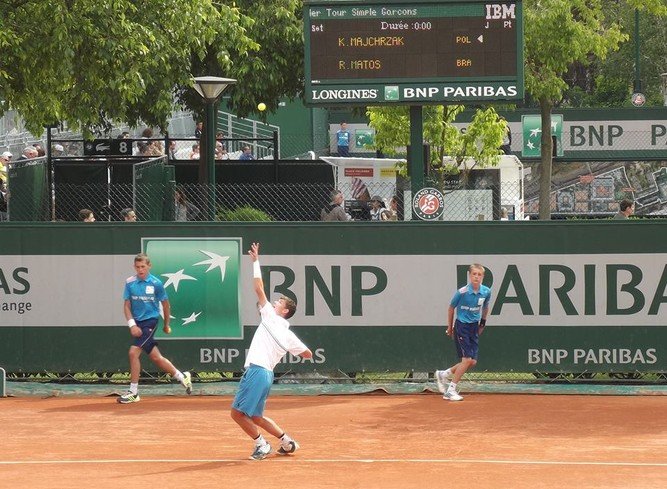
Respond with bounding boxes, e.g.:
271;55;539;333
0;151;11;182
52;144;65;156
369;195;389;221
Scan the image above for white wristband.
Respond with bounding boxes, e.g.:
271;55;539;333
127;319;137;328
253;261;261;278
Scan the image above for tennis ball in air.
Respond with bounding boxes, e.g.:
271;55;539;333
257;102;266;112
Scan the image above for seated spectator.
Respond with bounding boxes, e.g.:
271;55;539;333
321;189;348;221
120;208;137;222
239;145;254;160
174;186;201;221
195;122;203;139
0;151;11;181
369;195;390;221
384;196;399;221
189;143;200;160
79;208;95;222
0;177;7;221
33;143;46;157
19;146;39;160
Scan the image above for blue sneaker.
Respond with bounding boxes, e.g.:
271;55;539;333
250;443;271;460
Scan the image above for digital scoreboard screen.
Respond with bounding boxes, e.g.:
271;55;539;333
304;0;523;105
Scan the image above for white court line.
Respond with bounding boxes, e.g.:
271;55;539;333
1;458;666;467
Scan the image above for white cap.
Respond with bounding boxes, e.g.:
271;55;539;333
53;144;65;152
1;151;12;159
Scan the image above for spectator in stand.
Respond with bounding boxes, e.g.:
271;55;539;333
195;122;203;139
33;143;46;157
613;199;635;219
384;195;399;221
369;195;390;221
52;144;65;157
79;208;95;222
19;146;39;160
321;189;348;221
239;145;254;161
168;140;178;160
0;151;11;182
174;186;201;221
121;208;137;222
189;143;200;160
0;177;8;221
215;141;229;160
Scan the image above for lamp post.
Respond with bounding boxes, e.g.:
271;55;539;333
193;76;236;220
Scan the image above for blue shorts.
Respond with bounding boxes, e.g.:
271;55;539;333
132;318;159;354
454;320;480;360
232;364;274;417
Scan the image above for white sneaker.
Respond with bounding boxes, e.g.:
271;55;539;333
434;370;451;393
250;443;272;460
444;389;463;401
182;371;192;395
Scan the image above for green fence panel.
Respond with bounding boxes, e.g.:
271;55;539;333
0;221;665;374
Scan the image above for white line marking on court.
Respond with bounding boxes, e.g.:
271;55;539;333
1;458;666;467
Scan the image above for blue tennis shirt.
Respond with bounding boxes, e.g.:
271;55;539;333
123;273;168;321
450;283;492;323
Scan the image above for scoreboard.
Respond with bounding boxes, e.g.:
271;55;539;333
304;0;523;105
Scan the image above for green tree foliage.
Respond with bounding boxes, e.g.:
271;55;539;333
0;0;303;134
366;105;507;188
523;0;666;219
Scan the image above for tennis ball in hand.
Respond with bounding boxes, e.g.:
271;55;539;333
164;326;172;334
257;102;266;112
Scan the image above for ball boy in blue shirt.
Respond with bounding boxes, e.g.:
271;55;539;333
435;263;491;401
118;253;192;403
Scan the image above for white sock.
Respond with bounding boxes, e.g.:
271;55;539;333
129;383;138;395
173;371;184;383
254;434;267;447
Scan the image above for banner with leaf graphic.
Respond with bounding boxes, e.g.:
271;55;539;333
521;114;563;158
143;237;242;340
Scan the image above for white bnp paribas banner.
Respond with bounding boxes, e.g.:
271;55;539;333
2;253;667;328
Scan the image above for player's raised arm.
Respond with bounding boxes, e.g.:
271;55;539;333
249;242;268;307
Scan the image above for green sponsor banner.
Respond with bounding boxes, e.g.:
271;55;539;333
143;237;242;340
1;222;667;374
521;114;563;158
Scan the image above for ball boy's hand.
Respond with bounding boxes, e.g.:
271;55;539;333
129;325;142;338
163;325;172;334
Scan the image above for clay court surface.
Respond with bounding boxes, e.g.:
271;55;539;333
1;393;666;489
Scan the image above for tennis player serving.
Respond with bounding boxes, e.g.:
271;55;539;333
230;242;313;460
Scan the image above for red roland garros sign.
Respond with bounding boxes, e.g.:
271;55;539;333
412;188;445;220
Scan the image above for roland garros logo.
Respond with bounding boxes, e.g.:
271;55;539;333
412;187;445;220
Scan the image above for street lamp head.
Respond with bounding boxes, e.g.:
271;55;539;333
193;76;237;102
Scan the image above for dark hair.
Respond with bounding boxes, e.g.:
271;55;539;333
121;208;135;219
619;199;634;212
